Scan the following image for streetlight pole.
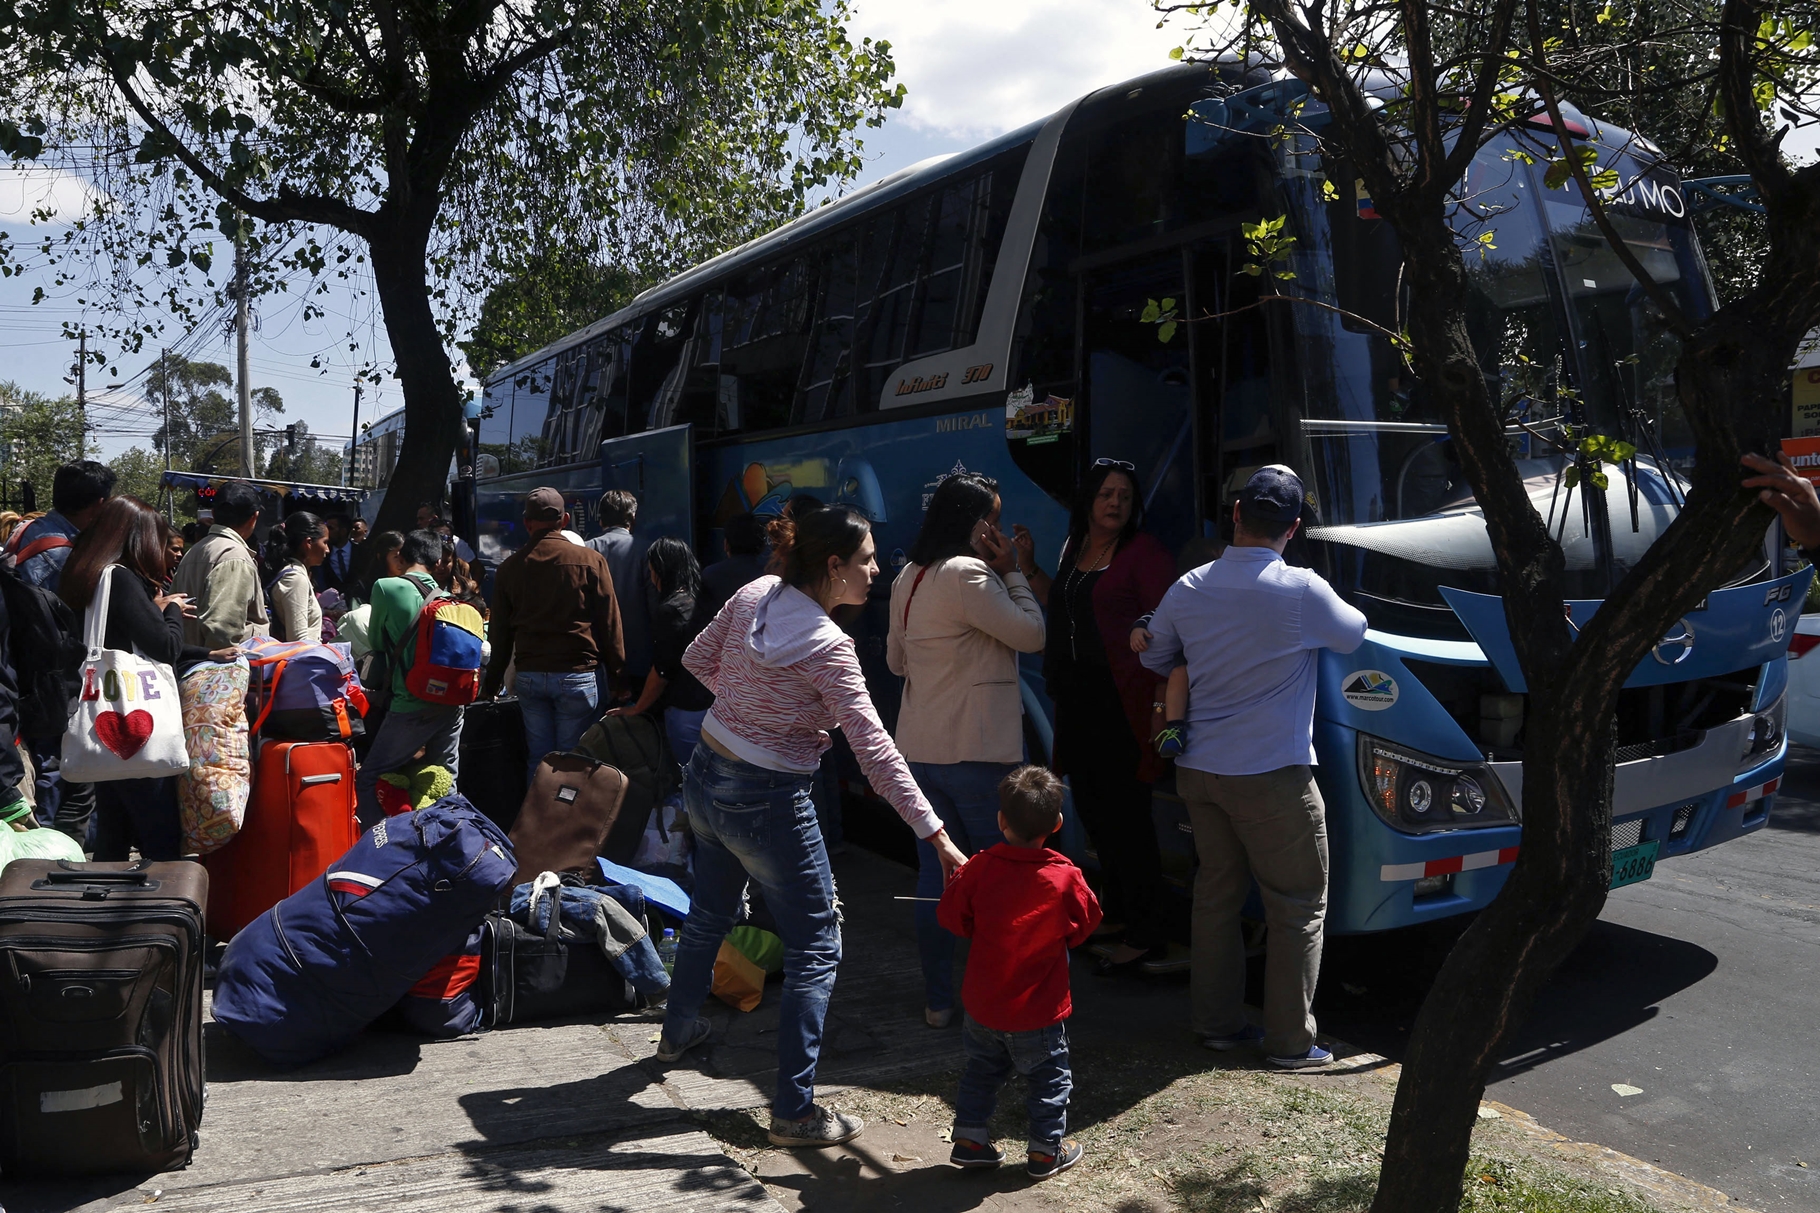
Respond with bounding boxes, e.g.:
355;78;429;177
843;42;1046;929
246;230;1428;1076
235;224;253;476
346;381;362;487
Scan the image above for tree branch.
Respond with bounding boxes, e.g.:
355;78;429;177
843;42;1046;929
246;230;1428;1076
1716;0;1796;211
109;63;376;238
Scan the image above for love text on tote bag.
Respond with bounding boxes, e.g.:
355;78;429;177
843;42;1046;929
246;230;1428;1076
62;565;190;782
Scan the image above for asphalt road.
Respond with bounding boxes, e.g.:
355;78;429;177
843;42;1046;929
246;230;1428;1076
1313;749;1820;1211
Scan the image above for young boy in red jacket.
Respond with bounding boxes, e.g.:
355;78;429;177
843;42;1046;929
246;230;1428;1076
937;765;1103;1180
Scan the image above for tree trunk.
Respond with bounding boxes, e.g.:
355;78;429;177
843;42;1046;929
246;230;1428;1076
1368;207;1814;1213
368;221;466;540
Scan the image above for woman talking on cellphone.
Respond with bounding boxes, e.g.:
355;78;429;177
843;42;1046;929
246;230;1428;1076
886;472;1044;1028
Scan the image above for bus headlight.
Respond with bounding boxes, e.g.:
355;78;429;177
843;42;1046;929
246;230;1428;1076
1357;736;1520;834
1739;693;1785;772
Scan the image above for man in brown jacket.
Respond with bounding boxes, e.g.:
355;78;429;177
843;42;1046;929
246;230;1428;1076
481;487;625;773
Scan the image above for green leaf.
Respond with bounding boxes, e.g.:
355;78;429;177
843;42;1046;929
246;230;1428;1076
1168;45;1184;60
1321;179;1338;202
1157;320;1177;343
1563;466;1580;489
1589;469;1609;490
1159;297;1176;312
1140;299;1161;323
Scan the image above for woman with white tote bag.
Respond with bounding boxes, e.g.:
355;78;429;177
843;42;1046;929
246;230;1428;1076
60;497;236;860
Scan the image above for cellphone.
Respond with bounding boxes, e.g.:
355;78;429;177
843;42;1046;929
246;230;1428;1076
970;520;995;554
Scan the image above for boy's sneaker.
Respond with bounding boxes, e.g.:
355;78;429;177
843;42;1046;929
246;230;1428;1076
768;1105;864;1148
1153;721;1187;759
949;1138;1005;1169
1026;1140;1083;1180
653;1017;711;1062
1202;1023;1266;1051
1266;1043;1334;1070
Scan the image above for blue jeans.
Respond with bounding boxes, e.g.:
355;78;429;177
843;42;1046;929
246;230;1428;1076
517;670;601;778
355;704;464;823
911;760;1016;1012
954;1014;1072;1154
664;707;708;770
661;744;839;1121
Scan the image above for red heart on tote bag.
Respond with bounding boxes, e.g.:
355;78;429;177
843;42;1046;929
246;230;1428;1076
94;709;156;760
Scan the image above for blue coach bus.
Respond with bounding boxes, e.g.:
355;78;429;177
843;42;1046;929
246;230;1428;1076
465;61;1800;933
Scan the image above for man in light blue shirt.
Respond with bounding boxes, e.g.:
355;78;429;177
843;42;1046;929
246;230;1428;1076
1140;466;1366;1070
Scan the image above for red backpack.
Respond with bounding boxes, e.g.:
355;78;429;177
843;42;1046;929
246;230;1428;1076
399;594;487;707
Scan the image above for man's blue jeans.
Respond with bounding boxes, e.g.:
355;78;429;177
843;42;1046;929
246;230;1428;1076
517;670;601;778
910;760;1016;1012
661;744;838;1122
953;1014;1072;1154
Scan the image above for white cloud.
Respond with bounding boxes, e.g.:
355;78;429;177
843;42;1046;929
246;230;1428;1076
0;167;104;226
850;0;1189;142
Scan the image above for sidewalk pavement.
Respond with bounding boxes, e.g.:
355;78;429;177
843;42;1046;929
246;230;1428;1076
0;846;973;1213
0;846;1754;1213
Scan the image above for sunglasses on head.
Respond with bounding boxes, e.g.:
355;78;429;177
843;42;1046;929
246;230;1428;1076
1093;458;1136;472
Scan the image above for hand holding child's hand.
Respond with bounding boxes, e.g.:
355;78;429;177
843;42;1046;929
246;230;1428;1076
932;830;968;884
1129;626;1153;653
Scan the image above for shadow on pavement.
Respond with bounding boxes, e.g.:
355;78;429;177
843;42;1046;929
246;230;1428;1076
1312;916;1717;1077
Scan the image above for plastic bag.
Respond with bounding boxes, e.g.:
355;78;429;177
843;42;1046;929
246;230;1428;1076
0;824;85;874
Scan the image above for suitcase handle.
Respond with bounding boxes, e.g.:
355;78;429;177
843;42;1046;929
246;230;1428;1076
35;860;161;895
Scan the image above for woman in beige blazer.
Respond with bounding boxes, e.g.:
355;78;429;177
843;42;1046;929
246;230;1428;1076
887;472;1046;1027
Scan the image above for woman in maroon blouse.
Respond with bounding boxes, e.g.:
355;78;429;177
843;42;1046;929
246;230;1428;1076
1016;459;1176;974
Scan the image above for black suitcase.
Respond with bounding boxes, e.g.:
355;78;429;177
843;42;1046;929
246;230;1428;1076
575;712;676;863
460;697;531;832
0;859;206;1175
478;909;640;1027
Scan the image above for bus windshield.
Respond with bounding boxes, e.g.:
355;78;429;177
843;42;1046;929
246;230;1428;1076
1289;130;1715;626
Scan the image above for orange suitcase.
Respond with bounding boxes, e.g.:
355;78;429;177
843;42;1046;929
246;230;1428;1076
204;739;358;940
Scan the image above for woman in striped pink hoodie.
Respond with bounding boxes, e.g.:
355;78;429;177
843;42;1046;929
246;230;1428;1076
654;504;967;1150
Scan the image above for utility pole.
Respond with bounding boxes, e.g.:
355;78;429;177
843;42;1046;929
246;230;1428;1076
160;347;172;522
75;328;86;428
346;381;362;487
235;224;253;477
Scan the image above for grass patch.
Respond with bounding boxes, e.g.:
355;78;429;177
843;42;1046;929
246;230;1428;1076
699;1050;1684;1213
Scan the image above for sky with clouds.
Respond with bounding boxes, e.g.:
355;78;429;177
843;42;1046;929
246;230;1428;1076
0;0;1815;460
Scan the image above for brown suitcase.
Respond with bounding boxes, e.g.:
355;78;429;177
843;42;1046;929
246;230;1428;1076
0;859;206;1175
507;751;629;885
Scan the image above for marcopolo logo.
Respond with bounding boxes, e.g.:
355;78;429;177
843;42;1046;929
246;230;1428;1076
1342;670;1399;711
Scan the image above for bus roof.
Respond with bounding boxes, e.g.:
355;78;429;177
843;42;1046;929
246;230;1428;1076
483;62;1244;388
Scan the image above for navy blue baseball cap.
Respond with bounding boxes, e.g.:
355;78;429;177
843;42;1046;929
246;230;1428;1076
1239;465;1306;522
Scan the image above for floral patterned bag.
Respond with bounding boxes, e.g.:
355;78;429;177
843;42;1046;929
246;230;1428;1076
178;657;252;855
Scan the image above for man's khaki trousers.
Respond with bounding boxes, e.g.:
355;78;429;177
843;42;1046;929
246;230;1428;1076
1177;764;1328;1057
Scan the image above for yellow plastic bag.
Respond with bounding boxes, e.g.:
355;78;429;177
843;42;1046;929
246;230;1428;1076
710;941;767;1012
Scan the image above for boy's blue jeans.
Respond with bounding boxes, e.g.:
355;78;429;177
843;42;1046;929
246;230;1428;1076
909;760;1015;1011
660;744;839;1121
953;1014;1072;1154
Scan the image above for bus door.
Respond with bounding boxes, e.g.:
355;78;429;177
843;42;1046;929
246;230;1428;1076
598;423;694;548
1187;242;1281;543
1080;252;1196;557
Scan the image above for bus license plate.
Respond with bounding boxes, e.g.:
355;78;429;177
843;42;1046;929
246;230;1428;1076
1610;839;1660;889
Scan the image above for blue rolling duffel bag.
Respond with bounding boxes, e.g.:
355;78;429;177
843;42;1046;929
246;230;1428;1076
212;796;517;1067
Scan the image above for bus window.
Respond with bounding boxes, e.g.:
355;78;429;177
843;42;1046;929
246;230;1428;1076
630;302;696;431
798;236;860;424
857;196;929;394
722;259;812;432
909;175;989;358
476;380;517;477
650;298;729;432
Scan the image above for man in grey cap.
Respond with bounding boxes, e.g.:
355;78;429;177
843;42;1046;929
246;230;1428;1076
1138;465;1367;1070
482;487;625;771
